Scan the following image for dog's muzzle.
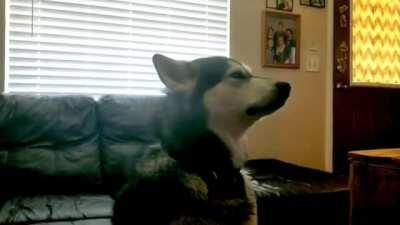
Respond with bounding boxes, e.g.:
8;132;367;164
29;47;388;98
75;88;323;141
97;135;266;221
246;82;291;117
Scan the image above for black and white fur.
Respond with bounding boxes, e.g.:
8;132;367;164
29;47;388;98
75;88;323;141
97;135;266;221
112;54;291;225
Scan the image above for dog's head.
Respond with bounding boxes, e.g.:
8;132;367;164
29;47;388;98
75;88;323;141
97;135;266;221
153;54;290;167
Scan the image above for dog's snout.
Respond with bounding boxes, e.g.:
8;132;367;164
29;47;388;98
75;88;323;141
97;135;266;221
275;82;291;96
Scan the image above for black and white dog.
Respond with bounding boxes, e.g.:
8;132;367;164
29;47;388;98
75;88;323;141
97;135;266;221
112;54;291;225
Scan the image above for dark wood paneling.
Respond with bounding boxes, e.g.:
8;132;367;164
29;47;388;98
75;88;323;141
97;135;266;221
333;0;350;87
333;87;400;174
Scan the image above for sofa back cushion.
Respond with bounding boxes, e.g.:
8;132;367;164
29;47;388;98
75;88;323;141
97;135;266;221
97;95;163;193
0;95;102;197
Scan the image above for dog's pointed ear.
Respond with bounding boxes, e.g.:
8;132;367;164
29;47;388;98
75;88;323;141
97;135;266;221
152;54;195;92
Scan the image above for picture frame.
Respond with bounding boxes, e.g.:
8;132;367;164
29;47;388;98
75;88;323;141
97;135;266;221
310;0;325;8
266;0;293;12
300;0;310;6
301;0;325;8
262;11;301;69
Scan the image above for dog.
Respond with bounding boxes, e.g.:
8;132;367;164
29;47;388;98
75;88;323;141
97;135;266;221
112;54;291;225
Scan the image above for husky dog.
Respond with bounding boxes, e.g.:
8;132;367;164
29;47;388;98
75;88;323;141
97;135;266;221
112;54;291;225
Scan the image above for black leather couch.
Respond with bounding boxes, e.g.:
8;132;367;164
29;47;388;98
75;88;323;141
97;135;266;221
0;95;163;225
0;95;349;225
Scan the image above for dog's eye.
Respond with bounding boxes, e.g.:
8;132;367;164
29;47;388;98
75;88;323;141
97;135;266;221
229;72;248;80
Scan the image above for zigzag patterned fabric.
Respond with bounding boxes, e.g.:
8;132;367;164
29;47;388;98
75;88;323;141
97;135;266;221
352;0;400;85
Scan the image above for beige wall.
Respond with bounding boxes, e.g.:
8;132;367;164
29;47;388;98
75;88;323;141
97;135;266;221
231;0;330;170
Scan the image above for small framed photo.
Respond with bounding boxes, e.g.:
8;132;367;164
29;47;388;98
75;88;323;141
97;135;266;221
266;0;293;12
262;11;301;69
300;0;310;6
310;0;325;8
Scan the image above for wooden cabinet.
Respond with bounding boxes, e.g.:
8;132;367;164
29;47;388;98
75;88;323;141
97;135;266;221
349;149;400;225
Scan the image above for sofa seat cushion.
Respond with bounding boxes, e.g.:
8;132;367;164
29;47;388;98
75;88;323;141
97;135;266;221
0;195;113;225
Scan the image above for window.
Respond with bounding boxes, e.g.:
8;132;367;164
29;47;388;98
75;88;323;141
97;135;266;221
6;0;229;95
352;0;400;86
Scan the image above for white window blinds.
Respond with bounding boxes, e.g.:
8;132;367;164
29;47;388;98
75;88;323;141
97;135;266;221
7;0;229;95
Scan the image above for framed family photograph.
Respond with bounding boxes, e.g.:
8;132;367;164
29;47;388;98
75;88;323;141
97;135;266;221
262;11;301;69
266;0;293;12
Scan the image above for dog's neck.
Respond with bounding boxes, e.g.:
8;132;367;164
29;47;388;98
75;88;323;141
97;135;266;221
157;93;247;173
208;120;248;169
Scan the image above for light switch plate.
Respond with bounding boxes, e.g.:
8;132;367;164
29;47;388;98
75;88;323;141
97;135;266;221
306;52;320;72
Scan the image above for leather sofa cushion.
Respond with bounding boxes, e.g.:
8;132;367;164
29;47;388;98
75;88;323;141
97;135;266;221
0;195;112;225
245;159;348;197
0;95;102;196
97;95;163;193
244;159;349;225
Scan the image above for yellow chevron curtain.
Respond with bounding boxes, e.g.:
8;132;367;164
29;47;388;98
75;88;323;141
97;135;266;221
352;0;400;85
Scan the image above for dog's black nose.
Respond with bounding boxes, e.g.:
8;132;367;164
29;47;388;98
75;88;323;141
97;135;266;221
275;82;291;97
